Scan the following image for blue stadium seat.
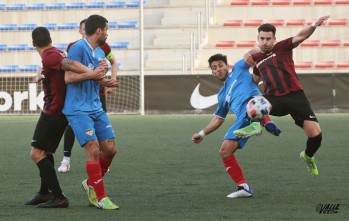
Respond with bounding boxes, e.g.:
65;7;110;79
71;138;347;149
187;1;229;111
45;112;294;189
57;23;79;30
42;23;57;30
8;44;29;51
108;22;119;28
105;2;126;8
19;65;39;72
66;2;85;8
17;24;38;30
0;4;5;10
0;65;19;72
126;2;141;7
0;44;7;51
0;24;17;31
110;42;129;48
27;3;46;10
46;3;66;9
5;4;26;10
118;21;138;28
53;43;68;50
86;2;106;8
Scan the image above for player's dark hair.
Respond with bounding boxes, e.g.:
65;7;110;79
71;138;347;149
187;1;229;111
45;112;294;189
85;15;108;35
80;19;87;28
258;23;276;36
208;53;228;67
32;27;51;48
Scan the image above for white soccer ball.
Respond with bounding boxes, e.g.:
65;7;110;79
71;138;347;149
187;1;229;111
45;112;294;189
246;96;271;120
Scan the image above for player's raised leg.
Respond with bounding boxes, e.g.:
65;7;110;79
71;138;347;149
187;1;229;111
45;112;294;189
233;122;262;138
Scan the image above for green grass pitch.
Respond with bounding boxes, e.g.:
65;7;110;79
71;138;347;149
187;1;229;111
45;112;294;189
0;114;348;221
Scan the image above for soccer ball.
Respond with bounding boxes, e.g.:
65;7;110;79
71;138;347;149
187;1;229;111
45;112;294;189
246;96;271;120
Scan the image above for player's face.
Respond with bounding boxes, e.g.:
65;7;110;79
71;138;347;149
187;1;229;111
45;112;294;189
210;60;229;81
258;31;276;53
97;23;108;46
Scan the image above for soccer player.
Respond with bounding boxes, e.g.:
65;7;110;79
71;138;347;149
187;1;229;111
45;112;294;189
191;54;281;198
58;19;118;173
241;15;330;176
26;27;105;208
63;14;119;209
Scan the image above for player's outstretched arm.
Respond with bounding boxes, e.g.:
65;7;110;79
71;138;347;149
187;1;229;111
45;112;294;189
292;15;330;46
106;55;119;93
96;78;119;88
243;48;260;67
65;66;106;84
192;116;225;144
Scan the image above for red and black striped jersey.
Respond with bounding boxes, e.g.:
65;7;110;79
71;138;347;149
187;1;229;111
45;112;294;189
41;47;66;115
252;37;303;96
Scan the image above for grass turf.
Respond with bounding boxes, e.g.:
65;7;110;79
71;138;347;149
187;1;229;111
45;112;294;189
0;114;348;220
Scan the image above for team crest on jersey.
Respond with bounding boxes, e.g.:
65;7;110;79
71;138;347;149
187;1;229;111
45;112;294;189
88;63;94;70
86;129;94;136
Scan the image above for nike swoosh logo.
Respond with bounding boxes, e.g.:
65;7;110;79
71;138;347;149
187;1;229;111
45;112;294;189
94;179;102;185
190;83;218;109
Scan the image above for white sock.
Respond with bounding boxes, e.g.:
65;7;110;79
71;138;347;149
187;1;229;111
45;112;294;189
239;183;250;190
62;156;71;163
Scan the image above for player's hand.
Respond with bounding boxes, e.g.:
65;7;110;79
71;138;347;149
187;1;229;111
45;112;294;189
107;78;119;93
32;66;44;83
90;66;106;80
244;53;256;67
192;134;204;144
98;59;108;71
315;15;330;26
97;78;118;88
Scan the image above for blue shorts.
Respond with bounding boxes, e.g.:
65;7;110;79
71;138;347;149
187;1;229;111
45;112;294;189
223;102;250;149
66;111;115;147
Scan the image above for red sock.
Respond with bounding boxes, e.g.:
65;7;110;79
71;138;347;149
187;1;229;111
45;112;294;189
223;155;246;185
86;160;107;201
99;153;112;177
260;116;271;127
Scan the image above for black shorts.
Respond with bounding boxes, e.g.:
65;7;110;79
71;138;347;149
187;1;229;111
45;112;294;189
31;112;68;153
265;90;318;128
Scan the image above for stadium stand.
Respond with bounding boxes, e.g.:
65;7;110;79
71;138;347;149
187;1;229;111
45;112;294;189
300;40;321;47
216;40;235;47
0;0;347;74
315;61;335;68
271;0;292;5
230;0;250;5
250;0;271;5
321;40;342;46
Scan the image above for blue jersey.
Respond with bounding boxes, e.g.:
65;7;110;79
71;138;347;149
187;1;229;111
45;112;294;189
214;59;262;118
63;38;105;115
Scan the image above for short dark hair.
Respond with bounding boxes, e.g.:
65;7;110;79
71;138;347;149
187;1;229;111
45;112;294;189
85;14;108;35
80;19;87;28
208;53;228;67
258;23;276;36
32;27;51;47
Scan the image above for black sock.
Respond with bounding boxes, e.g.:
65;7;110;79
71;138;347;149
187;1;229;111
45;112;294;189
63;125;75;157
305;133;322;157
37;157;64;199
38;155;54;194
46;154;54;166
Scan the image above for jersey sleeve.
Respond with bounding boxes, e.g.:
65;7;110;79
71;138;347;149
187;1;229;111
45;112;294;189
67;43;83;63
101;43;113;60
42;50;66;71
276;37;295;51
214;102;228;119
253;67;260;76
